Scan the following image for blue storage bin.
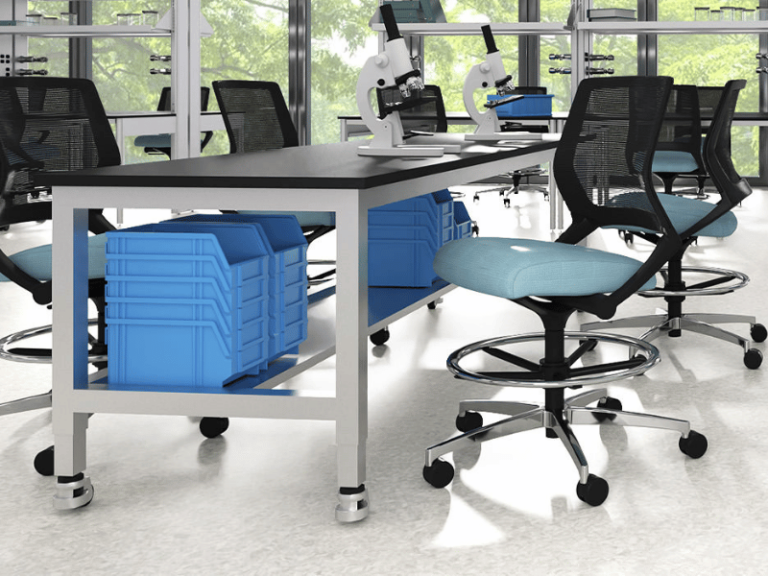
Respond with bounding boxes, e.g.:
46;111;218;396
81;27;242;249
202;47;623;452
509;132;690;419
453;201;473;240
488;94;554;118
105;222;272;388
166;214;309;361
369;238;437;288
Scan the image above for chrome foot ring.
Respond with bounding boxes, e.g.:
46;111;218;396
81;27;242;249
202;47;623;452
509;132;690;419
448;331;660;388
335;485;369;523
0;319;106;364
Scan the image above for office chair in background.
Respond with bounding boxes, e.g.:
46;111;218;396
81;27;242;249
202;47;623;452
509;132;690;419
583;79;764;369
133;86;214;158
472;86;551;207
423;76;708;506
0;77;119;475
212;80;336;286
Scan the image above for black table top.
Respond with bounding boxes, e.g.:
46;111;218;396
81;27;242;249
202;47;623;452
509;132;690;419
37;135;558;191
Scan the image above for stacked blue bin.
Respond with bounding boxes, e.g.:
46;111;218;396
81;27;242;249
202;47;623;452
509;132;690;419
368;189;454;288
453;201;473;240
487;94;554;118
166;214;309;363
105;221;272;388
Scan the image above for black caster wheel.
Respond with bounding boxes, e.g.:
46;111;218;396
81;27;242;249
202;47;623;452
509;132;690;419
427;301;437;310
473;194;480;203
744;348;763;369
34;445;55;476
594;397;622;422
503;198;510;208
472;224;480;236
576;473;609;506
370;327;390;346
423;459;454;488
679;430;708;459
751;323;767;343
455;411;483;433
200;417;229;439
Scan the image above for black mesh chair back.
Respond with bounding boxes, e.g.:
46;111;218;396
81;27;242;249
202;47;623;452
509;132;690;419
0;77;116;302
656;85;704;162
699;80;750;223
554;76;679;315
376;85;448;134
212;80;298;154
697;86;725;124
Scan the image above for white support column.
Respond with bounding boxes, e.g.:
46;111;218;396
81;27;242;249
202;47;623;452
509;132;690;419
51;198;90;476
334;194;369;521
171;0;191;159
188;0;202;157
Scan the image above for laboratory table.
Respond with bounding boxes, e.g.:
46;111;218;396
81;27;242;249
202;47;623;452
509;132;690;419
40;134;558;522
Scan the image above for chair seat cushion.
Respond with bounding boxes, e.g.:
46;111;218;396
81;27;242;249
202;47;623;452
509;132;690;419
652;150;700;174
237;210;335;228
0;234;108;282
607;193;737;238
433;237;655;301
134;134;171;148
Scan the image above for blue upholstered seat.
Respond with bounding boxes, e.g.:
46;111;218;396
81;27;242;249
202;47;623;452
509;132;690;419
237;210;336;228
0;234;108;282
433;237;655;301
607;192;737;238
652;150;699;174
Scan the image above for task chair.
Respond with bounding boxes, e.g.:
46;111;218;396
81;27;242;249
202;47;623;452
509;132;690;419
582;79;764;369
212;80;336;286
0;77;119;475
423;76;707;506
651;84;707;198
472;86;550;207
133;86;214;158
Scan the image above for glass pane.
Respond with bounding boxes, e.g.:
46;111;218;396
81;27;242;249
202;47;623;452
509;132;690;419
659;0;756;21
658;34;758;177
311;0;377;144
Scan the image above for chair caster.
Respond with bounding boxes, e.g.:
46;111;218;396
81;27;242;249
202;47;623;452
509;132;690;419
679;430;708;459
455;410;483;432
593;397;622;422
34;445;55;476
200;417;229;439
744;348;763;370
751;323;767;343
370;327;390;346
423;458;454;488
576;473;609;506
503;198;510;208
427;301;437;310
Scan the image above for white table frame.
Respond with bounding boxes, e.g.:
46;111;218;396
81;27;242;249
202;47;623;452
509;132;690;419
50;142;557;522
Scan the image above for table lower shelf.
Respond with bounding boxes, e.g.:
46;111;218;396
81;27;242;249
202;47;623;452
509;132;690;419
76;279;454;410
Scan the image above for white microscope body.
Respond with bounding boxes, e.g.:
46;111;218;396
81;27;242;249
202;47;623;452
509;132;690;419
356;4;444;157
463;25;523;143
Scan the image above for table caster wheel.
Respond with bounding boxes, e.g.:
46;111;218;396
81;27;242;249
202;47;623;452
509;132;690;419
455;410;483;432
679;430;707;459
576;473;609;506
370;327;390;346
593;397;622;422
34;445;55;476
200;417;229;439
750;323;767;343
744;348;762;369
423;459;454;488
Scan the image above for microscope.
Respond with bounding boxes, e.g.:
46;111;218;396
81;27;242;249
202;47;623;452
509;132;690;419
356;4;445;157
463;25;530;142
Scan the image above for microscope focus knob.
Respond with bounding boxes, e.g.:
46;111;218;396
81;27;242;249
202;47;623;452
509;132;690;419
480;62;491;73
374;54;390;68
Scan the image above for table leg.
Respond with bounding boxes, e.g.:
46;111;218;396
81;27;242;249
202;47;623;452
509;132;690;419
334;196;369;522
51;201;93;509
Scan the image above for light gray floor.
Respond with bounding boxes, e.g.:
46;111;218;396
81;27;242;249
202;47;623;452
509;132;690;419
0;187;766;576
